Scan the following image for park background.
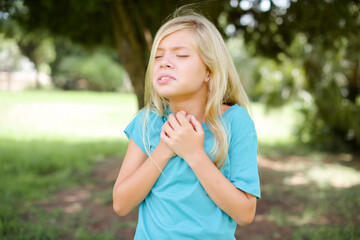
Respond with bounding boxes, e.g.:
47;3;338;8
0;0;359;239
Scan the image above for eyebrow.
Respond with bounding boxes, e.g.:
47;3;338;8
156;46;190;51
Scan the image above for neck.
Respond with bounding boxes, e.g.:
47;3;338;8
169;97;207;123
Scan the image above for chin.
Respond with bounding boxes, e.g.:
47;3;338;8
154;89;178;99
157;93;176;99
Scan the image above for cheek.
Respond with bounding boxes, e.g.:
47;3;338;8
152;64;158;77
183;61;207;79
152;65;159;82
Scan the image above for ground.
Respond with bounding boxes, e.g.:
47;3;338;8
38;153;360;240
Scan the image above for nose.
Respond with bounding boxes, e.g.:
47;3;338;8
159;56;173;69
160;62;171;68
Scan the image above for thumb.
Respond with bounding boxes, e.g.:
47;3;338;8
190;115;203;133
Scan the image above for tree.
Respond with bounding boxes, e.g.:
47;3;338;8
226;0;360;150
1;0;225;108
0;1;55;88
3;0;358;149
0;34;23;90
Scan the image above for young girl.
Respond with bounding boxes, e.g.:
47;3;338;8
113;9;261;240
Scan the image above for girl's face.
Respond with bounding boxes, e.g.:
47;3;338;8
152;29;209;101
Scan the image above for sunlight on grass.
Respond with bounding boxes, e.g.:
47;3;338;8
0;90;138;141
306;164;360;188
0;91;297;144
283;162;360;188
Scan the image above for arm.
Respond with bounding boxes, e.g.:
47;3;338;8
113;138;174;216
186;151;257;226
162;112;257;226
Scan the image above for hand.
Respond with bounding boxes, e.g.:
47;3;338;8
161;111;205;162
156;138;176;159
156;111;191;160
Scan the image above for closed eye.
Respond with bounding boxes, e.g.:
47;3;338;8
177;55;189;57
155;56;163;59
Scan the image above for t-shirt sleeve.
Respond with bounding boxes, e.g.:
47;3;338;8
124;110;148;155
228;107;261;199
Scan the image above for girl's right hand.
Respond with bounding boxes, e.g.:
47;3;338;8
159;110;192;159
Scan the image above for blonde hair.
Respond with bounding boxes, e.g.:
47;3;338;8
143;8;250;168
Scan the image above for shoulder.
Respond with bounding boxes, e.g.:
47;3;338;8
224;104;255;133
221;104;231;113
224;104;253;123
134;107;163;121
126;107;164;131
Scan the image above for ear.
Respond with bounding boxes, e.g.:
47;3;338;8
205;72;210;83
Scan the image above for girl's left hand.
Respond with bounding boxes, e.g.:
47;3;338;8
161;111;205;162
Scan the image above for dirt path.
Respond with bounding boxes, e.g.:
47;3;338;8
39;154;360;240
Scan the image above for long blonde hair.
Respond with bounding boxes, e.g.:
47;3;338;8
143;8;250;168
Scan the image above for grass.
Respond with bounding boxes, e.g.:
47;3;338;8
253;154;360;240
0;90;135;239
1;90;359;239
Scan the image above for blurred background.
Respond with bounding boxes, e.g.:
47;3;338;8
0;0;359;239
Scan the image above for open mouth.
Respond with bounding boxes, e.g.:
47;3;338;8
157;76;176;84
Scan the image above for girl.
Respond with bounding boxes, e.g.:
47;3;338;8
113;9;261;240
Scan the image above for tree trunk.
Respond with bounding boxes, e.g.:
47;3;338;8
109;1;150;110
6;71;12;91
34;64;41;89
107;0;225;109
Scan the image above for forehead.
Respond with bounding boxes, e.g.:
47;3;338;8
157;29;196;51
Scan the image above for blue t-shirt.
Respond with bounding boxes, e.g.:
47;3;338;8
124;104;261;240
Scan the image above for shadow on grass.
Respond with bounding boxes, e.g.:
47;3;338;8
245;140;360;240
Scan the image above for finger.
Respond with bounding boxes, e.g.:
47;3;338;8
186;114;195;130
160;129;168;140
160;129;172;144
176;111;191;128
168;114;181;130
162;121;175;138
185;114;192;122
179;110;186;116
186;114;196;130
190;115;204;134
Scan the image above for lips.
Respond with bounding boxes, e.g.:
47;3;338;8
157;74;176;84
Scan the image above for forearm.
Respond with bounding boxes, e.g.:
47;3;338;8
113;148;171;216
186;151;257;226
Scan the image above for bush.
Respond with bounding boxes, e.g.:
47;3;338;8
55;51;127;92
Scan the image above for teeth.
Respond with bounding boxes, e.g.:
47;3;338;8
161;77;171;80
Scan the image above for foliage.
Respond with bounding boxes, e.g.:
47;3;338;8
2;0;360;150
1;0;226;108
0;1;55;75
0;34;23;71
226;0;360;150
17;34;55;74
1;7;128;92
56;50;127;92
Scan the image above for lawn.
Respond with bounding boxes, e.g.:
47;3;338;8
0;90;134;239
0;90;359;240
